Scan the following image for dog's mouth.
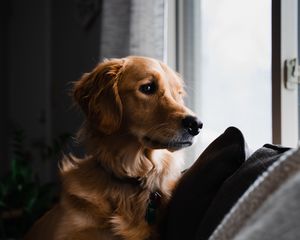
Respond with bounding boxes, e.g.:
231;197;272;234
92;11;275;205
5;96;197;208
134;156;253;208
143;136;193;150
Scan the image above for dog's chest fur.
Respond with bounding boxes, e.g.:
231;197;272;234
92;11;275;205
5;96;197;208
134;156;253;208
57;149;184;240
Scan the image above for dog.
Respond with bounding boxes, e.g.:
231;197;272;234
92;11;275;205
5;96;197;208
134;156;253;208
25;56;202;240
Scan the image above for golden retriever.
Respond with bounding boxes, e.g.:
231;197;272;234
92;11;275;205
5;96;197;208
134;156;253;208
25;56;202;240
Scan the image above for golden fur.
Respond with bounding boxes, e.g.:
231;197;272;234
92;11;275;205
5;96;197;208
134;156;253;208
25;56;200;240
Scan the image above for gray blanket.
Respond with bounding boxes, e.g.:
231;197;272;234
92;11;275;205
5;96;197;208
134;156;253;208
210;147;300;240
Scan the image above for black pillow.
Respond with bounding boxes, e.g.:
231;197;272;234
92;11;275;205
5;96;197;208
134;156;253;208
160;127;247;240
195;144;291;240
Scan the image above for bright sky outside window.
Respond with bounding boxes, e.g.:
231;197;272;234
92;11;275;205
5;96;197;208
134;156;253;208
194;0;272;154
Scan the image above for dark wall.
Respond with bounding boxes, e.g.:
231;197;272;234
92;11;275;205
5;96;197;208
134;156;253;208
1;0;100;179
9;0;49;152
0;0;11;175
51;0;100;139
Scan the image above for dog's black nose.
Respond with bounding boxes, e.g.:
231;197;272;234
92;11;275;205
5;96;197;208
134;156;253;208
182;115;203;136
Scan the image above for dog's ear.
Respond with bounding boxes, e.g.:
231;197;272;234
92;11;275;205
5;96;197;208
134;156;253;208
73;58;125;134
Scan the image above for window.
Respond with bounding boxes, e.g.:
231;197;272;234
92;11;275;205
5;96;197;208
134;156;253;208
167;0;299;165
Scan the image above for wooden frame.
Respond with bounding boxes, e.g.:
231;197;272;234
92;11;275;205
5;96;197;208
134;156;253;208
272;0;299;146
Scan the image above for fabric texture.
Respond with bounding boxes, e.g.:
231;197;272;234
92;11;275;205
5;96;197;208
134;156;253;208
100;0;165;60
234;172;300;240
161;127;247;240
195;144;290;240
209;147;300;240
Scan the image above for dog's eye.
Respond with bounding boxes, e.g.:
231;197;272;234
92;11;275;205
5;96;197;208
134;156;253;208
139;82;157;95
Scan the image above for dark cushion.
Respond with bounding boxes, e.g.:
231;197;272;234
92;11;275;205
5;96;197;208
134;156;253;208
195;144;291;240
161;127;247;240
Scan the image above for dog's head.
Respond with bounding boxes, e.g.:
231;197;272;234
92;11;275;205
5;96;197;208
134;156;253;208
73;56;202;151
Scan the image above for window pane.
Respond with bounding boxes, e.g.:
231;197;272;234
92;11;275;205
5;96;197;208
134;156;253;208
195;0;272;153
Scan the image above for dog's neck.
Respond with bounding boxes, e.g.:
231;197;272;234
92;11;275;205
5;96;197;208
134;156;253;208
78;124;159;182
76;122;184;196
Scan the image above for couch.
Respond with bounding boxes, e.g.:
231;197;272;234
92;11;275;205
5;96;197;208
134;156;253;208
161;127;300;240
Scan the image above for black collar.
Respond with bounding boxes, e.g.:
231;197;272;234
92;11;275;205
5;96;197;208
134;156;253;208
115;175;142;187
97;161;143;187
97;161;162;224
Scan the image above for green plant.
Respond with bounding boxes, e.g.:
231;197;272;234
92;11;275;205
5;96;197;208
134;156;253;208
0;130;70;239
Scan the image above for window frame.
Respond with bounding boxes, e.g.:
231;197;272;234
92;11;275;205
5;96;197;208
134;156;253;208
166;0;201;165
272;0;299;147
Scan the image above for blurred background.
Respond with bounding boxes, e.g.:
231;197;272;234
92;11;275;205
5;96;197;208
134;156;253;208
0;0;102;236
0;0;299;238
0;0;101;179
